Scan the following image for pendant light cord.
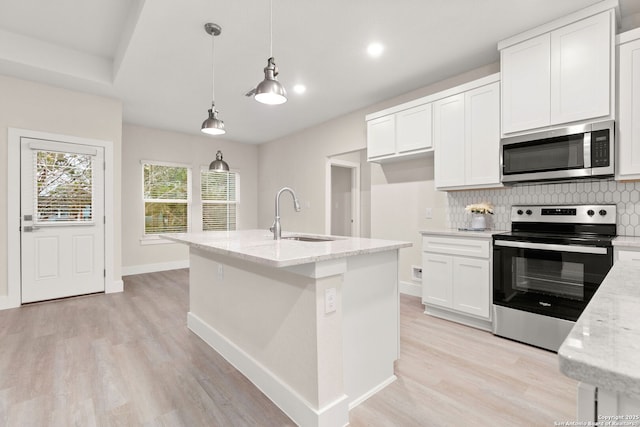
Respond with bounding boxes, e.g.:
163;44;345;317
269;0;273;58
211;31;216;109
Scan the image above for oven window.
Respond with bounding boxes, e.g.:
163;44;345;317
503;134;585;174
512;257;584;300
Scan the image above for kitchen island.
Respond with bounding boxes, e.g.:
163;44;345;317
164;230;411;427
558;260;640;422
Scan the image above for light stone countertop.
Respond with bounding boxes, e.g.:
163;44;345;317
558;260;640;399
420;228;508;239
612;235;640;248
163;229;412;268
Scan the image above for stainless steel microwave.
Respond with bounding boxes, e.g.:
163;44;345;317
501;120;614;184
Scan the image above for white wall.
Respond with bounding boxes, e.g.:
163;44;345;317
0;75;122;297
121;123;259;274
257;63;499;285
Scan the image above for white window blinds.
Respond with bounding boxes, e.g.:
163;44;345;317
34;150;94;224
143;163;190;234
201;170;238;231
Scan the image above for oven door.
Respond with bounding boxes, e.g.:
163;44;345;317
493;240;613;321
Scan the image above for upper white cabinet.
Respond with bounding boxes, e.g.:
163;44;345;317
396;103;433;153
367;115;396;158
434;79;501;190
366;103;433;162
500;6;615;135
616;28;640;180
501;33;551;133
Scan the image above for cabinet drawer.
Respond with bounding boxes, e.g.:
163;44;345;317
422;236;490;258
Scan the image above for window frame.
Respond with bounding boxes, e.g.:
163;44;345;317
200;166;240;232
140;160;192;245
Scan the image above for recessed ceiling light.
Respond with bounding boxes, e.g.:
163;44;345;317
293;84;306;94
367;42;384;57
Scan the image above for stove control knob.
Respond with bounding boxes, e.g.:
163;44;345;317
599;209;607;216
587;209;595;216
525;209;532;215
517;209;523;215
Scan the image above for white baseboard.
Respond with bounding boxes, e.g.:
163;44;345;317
122;260;189;276
187;312;350;427
106;279;124;293
399;280;421;297
0;295;20;311
348;374;397;410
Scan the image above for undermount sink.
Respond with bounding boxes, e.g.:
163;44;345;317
282;236;335;242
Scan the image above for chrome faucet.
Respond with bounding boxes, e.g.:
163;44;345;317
270;187;301;239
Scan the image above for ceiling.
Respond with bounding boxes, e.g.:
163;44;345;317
1;0;639;144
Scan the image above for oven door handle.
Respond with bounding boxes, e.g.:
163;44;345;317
494;240;608;255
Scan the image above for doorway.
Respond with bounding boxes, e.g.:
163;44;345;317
6;129;117;310
326;159;360;237
20;138;105;303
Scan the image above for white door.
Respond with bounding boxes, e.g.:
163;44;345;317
20;138;105;303
500;32;551;134
331;165;353;236
367;115;396;158
434;93;465;188
465;82;500;187
422;253;453;308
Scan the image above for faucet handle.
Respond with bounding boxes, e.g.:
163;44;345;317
269;221;275;233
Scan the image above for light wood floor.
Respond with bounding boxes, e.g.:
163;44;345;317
0;269;576;426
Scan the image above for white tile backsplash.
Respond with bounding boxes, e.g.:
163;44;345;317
446;179;640;235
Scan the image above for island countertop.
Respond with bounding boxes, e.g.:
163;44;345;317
163;229;412;268
558;260;640;399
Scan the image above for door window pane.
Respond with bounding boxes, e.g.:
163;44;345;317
34;151;93;223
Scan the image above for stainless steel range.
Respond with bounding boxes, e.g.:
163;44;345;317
492;204;616;352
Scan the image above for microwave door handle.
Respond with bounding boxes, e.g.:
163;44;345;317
584;132;591;168
494;240;607;255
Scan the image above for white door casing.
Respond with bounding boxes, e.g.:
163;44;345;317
20;138;105;303
325;159;360;237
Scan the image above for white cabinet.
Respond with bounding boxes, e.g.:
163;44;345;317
617;29;640;179
367;103;433;162
434;81;501;190
421;234;492;329
396;103;432;153
500;9;614;135
433;94;465;188
501;33;551;133
452;257;490;318
615;247;640;262
367;115;396;158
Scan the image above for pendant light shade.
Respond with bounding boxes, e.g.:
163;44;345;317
201;23;226;135
209;150;230;171
201;109;225;135
254;0;287;105
255;57;287;105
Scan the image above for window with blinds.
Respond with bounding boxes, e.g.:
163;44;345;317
201;170;238;231
35;151;94;224
143;163;190;234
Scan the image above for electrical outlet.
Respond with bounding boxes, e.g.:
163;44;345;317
425;208;433;219
325;287;337;314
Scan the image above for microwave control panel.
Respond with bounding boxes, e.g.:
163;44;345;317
591;129;610;167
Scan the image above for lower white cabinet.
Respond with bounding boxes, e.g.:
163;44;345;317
421;233;492;329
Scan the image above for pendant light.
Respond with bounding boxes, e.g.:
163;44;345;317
209;150;230;171
201;23;226;135
254;0;287;105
